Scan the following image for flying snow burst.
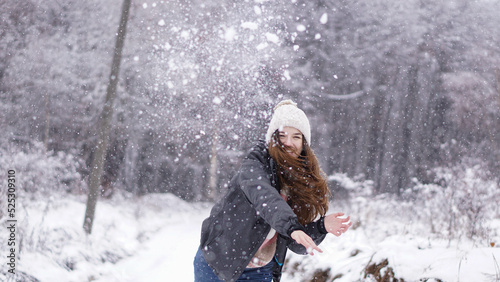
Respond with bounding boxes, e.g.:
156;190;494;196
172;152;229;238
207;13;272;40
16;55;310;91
241;22;258;30
254;6;262;15
265;33;279;44
283;70;291;80
256;43;268;50
320;13;328;24
225;27;237;42
213;97;222;105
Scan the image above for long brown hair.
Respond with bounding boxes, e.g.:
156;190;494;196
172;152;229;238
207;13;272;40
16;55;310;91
268;130;330;225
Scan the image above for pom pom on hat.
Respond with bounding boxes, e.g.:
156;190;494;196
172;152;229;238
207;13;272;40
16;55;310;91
265;99;311;145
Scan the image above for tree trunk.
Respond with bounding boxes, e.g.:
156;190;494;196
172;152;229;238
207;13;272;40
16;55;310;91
496;69;500;103
366;90;384;183
44;92;50;154
493;68;500;173
395;64;418;195
207;126;219;201
83;0;131;234
121;135;139;194
373;92;393;194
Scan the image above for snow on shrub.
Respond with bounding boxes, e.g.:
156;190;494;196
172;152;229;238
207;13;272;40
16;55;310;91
0;142;84;197
410;163;500;241
330;166;499;243
288;170;499;281
328;173;375;198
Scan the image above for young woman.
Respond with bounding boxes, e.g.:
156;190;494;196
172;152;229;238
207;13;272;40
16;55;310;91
194;100;352;282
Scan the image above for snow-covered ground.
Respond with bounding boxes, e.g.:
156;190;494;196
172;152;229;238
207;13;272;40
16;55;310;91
2;191;500;282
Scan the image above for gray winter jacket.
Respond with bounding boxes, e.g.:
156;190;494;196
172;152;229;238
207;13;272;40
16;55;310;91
200;140;328;282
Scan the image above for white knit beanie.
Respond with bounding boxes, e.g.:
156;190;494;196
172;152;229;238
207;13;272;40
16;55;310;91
265;100;311;145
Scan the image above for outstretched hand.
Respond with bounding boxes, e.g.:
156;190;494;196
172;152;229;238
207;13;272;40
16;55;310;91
291;213;352;255
291;230;323;256
324;212;352;236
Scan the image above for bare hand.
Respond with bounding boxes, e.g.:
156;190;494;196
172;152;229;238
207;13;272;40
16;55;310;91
324;212;352;237
291;230;323;256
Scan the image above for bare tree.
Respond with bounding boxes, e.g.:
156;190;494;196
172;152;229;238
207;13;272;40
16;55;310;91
83;0;131;234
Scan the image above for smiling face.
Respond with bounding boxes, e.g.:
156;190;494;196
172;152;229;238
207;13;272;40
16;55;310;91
278;126;304;157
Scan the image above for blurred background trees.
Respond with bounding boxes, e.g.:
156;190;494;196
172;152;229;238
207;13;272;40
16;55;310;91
1;0;499;201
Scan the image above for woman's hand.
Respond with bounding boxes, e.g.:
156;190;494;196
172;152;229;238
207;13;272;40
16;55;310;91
291;230;323;256
324;212;352;236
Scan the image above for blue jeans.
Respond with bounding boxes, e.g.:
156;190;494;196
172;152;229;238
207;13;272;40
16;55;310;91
193;247;274;281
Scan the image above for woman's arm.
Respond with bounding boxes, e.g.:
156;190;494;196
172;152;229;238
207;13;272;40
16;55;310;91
237;144;305;238
287;218;327;255
288;213;352;255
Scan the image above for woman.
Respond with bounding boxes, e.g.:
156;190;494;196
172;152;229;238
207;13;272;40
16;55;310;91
194;100;352;282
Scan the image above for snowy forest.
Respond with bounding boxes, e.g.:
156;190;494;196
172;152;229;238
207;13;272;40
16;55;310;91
1;0;500;281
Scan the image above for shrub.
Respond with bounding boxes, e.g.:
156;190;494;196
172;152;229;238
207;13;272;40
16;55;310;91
0;142;85;218
411;163;500;241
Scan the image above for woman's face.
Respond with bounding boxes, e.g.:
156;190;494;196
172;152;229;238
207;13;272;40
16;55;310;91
278;126;303;157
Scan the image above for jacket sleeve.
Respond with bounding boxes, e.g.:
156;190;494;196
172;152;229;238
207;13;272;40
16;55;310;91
237;143;305;238
286;217;329;254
